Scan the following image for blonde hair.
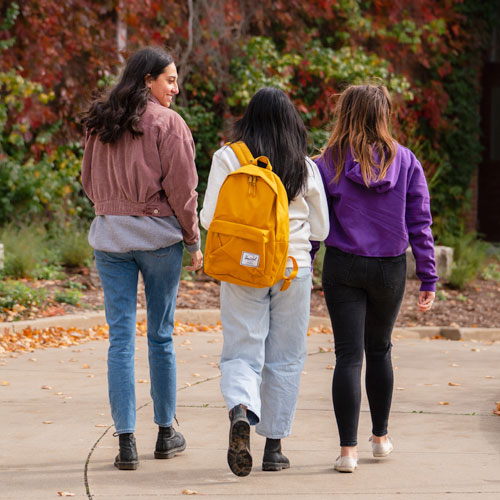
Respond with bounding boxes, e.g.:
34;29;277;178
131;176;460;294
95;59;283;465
323;84;397;186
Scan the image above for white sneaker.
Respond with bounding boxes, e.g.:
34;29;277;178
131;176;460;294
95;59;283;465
369;436;393;457
334;455;358;473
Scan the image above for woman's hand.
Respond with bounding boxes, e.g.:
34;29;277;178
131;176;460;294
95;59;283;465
185;249;203;272
418;291;435;312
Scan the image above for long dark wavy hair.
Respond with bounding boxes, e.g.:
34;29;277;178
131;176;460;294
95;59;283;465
228;87;308;201
81;47;174;144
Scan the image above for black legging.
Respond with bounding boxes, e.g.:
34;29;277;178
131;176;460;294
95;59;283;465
322;246;406;447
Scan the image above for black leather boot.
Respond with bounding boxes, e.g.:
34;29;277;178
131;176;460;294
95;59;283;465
114;433;139;470
154;426;186;459
227;404;252;477
262;438;290;471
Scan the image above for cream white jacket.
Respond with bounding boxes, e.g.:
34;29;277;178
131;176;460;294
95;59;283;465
200;145;329;268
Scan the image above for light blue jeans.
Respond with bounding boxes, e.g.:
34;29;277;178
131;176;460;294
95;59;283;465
219;267;312;439
94;243;183;434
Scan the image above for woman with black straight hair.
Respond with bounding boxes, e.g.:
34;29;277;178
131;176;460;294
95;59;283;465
201;87;329;477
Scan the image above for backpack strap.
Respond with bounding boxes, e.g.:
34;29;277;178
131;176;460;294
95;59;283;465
280;256;298;291
229;141;255;166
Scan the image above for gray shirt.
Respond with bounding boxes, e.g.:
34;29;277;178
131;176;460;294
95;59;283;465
88;215;200;253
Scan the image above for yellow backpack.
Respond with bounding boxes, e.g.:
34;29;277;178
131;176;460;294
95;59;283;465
204;142;298;291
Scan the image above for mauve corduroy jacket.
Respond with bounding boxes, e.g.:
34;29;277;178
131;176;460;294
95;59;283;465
82;95;200;247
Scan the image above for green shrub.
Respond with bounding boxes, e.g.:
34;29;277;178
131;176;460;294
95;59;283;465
0;225;46;278
312;245;326;286
481;262;500;282
55;228;93;268
54;289;82;305
439;228;490;289
0;280;47;309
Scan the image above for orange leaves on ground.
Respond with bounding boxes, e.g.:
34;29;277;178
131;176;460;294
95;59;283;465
493;402;500;416
0;320;225;354
448;382;461;387
173;320;222;335
0;325;110;353
307;325;332;336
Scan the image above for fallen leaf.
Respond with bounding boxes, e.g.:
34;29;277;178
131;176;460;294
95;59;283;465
302;371;307;375
82;363;90;369
192;373;201;377
95;424;108;428
485;375;494;379
1;380;10;386
207;338;221;343
29;358;37;362
471;348;480;352
41;385;52;390
43;420;53;424
57;492;75;497
448;382;461;386
396;387;406;391
54;392;64;395
450;363;459;367
182;490;199;495
439;402;450;405
138;379;149;384
87;374;95;378
200;354;208;358
185;382;192;387
326;365;334;370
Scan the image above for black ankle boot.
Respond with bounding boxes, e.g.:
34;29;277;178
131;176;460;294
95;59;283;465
262;438;290;471
154;426;186;459
114;433;139;470
227;404;252;477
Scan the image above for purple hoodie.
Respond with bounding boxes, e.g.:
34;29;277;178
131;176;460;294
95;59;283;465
313;145;438;292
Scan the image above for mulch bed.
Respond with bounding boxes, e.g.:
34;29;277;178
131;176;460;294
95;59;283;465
2;269;500;328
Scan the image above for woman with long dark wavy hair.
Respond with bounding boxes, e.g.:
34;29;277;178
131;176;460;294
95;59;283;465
313;84;437;473
200;87;329;477
81;46;202;471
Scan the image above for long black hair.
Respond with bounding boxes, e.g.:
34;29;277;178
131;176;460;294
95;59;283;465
81;47;174;144
228;87;308;201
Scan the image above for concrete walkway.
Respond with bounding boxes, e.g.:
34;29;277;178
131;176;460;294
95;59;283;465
1;311;500;499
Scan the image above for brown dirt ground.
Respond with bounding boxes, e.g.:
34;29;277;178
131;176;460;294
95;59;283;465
2;268;500;328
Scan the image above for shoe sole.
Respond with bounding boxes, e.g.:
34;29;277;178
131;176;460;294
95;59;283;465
262;462;290;471
373;448;393;458
154;441;187;459
334;465;356;473
227;419;252;477
114;460;139;470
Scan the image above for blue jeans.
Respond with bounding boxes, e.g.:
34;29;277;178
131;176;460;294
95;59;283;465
322;246;406;447
219;267;312;439
94;243;183;434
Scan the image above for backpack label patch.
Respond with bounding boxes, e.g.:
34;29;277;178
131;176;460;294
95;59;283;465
240;251;260;268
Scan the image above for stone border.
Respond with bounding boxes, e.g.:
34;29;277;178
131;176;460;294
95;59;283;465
1;309;499;342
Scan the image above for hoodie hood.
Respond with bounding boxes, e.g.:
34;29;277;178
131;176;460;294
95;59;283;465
344;149;401;193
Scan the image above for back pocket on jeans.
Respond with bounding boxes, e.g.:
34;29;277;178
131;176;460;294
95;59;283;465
379;255;406;290
322;247;355;285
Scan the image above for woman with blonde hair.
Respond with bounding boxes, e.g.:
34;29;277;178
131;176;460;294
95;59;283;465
312;84;437;472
